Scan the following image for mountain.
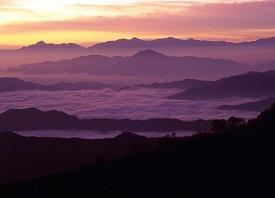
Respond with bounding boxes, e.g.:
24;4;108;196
255;60;275;71
0;108;211;132
0;77;113;92
2;37;275;68
0;78;46;92
243;37;275;46
3;108;211;132
218;97;275;112
2;104;275;197
169;71;275;99
89;37;275;64
6;54;124;75
91;37;275;49
91;37;233;48
19;41;85;51
0;41;91;68
138;79;213;89
7;50;246;78
0;131;154;184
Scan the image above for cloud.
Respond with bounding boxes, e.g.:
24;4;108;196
0;0;274;43
1;1;275;31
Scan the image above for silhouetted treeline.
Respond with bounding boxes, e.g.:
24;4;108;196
1;104;275;198
0;132;157;184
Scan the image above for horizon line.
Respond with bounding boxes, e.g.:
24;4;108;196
1;36;275;50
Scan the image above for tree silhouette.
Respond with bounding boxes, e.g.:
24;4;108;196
211;119;227;133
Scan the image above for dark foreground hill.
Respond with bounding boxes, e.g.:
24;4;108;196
0;108;210;132
169;71;275;99
0;132;156;184
1;104;275;198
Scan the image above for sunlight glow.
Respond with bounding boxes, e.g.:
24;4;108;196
0;0;273;46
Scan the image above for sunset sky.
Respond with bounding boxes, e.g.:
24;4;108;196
0;0;275;48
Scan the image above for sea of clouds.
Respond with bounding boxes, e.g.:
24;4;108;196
0;88;259;121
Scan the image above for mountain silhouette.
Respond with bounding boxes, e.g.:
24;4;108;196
20;41;85;51
169;71;275;99
0;108;211;132
91;37;275;48
7;50;246;77
0;131;154;184
0;77;113;92
0;78;46;92
138;79;213;89
218;97;275;112
132;49;167;58
244;37;275;45
2;37;275;68
2;103;275;197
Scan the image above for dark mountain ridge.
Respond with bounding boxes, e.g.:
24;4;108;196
0;77;113;92
169;71;275;99
218;97;275;112
0;108;211;132
0;78;45;92
138;79;213;90
1;103;275;198
0;131;156;184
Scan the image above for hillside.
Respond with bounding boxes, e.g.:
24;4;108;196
7;50;246;78
218;97;275;112
0;77;113;92
169;71;275;99
1;103;275;198
138;79;213;89
0;132;153;184
0;108;211;132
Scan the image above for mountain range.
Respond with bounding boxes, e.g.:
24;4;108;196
218;97;275;112
1;37;275;67
2;37;275;53
0;78;113;92
19;41;85;51
1;103;275;197
7;50;247;78
169;71;275;99
137;79;213;90
91;37;275;48
0;108;211;132
0;131;155;184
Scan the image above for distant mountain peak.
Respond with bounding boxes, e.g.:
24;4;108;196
252;37;275;44
131;37;141;41
133;49;167;58
36;41;47;46
21;41;84;50
4;107;42;114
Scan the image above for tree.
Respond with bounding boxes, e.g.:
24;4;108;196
211;119;227;133
227;117;246;130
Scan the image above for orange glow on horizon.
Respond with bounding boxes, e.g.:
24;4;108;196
0;0;274;47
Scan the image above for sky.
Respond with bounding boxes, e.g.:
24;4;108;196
0;0;275;48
